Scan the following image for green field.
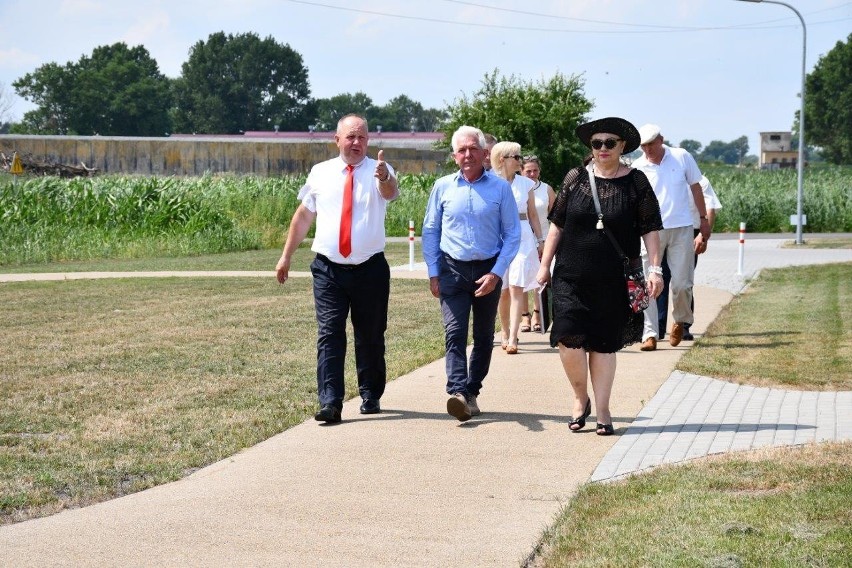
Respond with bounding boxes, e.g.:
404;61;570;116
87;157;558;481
1;165;850;267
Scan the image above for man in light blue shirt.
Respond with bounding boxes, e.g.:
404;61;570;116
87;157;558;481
422;125;521;422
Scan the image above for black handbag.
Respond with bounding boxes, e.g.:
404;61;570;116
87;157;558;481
586;165;650;313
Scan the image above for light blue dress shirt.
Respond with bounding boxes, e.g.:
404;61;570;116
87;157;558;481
422;169;521;278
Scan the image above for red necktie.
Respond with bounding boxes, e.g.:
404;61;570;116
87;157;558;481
339;164;355;257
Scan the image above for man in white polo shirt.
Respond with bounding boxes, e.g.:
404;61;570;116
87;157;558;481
632;124;710;350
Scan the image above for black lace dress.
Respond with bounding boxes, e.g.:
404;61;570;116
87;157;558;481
547;166;662;352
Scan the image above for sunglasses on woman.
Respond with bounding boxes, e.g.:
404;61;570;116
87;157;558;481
590;138;622;150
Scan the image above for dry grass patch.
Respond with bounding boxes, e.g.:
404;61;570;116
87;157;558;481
0;275;444;524
0;241;419;274
781;237;852;249
678;263;852;390
533;442;852;567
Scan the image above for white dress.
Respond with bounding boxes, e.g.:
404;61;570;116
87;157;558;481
503;175;541;291
532;180;553;238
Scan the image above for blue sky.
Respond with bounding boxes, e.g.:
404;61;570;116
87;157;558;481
0;0;849;159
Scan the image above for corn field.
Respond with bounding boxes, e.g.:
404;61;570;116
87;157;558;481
702;165;852;233
1;166;848;266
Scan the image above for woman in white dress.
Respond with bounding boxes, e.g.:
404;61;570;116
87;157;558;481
491;141;544;354
521;155;556;332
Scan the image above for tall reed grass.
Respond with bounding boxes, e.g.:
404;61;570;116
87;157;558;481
1;166;848;266
702;165;851;233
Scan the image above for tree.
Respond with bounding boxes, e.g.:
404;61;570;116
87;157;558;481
370;94;447;132
0;82;13;125
441;70;592;184
731;135;749;164
801;33;851;164
679;139;702;156
12;62;74;134
311;92;374;131
308;93;446;133
698;136;749;165
172;32;311;134
13;43;171;136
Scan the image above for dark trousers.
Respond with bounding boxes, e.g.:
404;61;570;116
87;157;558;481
311;252;389;408
438;254;502;398
658;229;700;335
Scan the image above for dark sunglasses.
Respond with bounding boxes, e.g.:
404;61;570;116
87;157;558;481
505;154;522;161
590;138;622;150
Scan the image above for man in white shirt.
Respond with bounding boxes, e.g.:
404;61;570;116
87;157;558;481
632;124;710;350
275;114;399;423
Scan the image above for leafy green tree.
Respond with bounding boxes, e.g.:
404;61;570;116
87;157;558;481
12;62;74;134
371;94;447;132
311;92;374;131
699;136;749;165
679;139;702;156
801;33;851;164
441;69;592;185
731;135;749;164
419;107;447;132
172;32;310;134
13;44;171;136
308;92;446;133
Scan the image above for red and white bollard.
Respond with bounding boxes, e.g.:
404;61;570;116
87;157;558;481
408;219;415;271
737;222;746;276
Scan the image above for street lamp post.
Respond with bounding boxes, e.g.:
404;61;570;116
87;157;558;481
737;0;807;244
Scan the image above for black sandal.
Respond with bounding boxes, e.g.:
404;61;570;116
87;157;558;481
532;310;542;332
596;423;614;436
569;398;592;432
520;312;532;333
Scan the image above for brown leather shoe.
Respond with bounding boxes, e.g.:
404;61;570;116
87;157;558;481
640;337;657;351
670;323;684;346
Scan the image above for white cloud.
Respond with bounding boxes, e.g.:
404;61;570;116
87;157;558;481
0;48;41;71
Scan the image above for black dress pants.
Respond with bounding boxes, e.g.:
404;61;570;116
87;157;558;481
311;252;390;408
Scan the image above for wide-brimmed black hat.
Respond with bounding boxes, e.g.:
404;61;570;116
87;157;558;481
575;116;640;154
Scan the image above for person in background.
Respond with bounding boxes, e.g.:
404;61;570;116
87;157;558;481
482;133;498;170
657;174;722;341
632;124;710;351
521;155;556;333
491;141;544;354
275;114;399;423
536;117;662;436
422;125;520;422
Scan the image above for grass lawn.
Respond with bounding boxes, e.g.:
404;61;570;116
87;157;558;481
533;442;851;567
1;250;850;566
0;241;419;274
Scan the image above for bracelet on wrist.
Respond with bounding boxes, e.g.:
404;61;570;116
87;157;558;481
647;265;663;275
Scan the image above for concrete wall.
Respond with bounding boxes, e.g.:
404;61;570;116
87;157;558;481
0;135;450;176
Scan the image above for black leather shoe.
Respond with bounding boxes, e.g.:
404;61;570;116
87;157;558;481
683;324;694;341
360;399;381;414
314;404;341;423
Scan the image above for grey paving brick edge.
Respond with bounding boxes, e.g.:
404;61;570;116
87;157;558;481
591;371;852;482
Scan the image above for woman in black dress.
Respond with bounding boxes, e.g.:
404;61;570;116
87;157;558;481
536;117;663;436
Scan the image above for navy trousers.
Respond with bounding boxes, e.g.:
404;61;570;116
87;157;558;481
438;254;502;398
311;252;389;408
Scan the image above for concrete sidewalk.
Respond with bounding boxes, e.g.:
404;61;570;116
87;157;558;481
0;238;850;566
